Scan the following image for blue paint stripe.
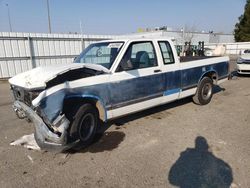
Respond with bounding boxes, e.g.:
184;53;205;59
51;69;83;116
163;88;181;96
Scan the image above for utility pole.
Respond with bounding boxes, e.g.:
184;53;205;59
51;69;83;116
80;20;83;35
6;4;12;32
46;0;51;33
181;27;185;56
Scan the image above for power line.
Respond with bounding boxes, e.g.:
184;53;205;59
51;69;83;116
46;0;51;33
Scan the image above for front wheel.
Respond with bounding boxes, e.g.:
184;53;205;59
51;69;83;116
70;103;98;148
193;77;213;105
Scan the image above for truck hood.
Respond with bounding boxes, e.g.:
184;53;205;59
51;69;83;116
9;63;110;90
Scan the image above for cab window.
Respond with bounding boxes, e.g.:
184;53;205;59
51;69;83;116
158;41;175;64
117;41;158;72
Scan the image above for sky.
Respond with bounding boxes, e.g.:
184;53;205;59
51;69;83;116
0;0;247;35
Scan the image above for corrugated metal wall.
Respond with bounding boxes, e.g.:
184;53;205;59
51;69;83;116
0;32;114;78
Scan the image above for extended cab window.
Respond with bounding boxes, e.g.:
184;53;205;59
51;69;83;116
158;41;175;64
117;42;158;71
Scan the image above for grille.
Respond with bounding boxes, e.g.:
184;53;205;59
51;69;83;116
241;70;250;73
242;61;250;64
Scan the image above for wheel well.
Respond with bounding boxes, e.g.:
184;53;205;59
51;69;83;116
63;97;105;122
201;71;218;84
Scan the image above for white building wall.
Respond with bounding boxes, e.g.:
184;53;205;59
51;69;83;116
124;30;234;45
205;42;250;55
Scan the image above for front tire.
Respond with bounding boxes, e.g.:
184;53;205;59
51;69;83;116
70;103;98;148
193;77;213;105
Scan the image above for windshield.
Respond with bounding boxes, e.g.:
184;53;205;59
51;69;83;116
74;42;124;69
244;49;250;54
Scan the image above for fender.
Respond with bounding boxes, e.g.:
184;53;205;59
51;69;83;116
198;68;218;84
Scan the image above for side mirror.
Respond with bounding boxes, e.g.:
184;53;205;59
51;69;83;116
116;61;133;72
116;64;124;72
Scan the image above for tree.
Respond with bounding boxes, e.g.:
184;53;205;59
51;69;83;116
179;25;197;44
177;25;197;56
234;0;250;42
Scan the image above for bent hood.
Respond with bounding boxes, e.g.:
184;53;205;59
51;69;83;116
9;63;110;90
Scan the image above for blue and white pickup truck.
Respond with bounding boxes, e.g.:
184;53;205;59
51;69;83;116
9;38;230;151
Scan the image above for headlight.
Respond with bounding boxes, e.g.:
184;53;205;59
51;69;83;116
237;58;243;64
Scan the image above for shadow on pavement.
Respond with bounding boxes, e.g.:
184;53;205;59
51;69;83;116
85;131;125;153
213;85;225;94
68;131;125;154
168;136;233;188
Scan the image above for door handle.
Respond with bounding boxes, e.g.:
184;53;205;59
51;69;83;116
154;69;162;73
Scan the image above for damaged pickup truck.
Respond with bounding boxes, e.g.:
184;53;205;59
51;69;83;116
9;38;230;151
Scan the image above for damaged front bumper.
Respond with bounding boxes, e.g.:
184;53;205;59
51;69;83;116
13;101;74;151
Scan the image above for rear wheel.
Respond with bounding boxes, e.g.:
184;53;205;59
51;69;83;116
193;77;213;105
70;103;98;148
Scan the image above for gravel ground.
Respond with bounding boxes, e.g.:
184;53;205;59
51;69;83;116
0;74;250;188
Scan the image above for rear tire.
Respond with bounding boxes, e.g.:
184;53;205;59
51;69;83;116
193;77;213;105
70;103;98;148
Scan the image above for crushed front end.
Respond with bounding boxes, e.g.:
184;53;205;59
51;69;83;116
11;85;71;151
8;63;110;151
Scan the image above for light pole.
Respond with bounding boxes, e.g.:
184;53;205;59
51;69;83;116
181;27;185;56
80;20;83;35
6;3;12;32
46;0;51;33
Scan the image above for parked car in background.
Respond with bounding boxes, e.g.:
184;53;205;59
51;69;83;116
204;48;213;56
240;49;250;55
237;49;250;74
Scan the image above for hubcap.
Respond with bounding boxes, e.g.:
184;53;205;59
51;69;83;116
79;113;95;141
201;83;212;100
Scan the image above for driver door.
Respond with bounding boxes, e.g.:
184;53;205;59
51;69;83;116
109;41;165;118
